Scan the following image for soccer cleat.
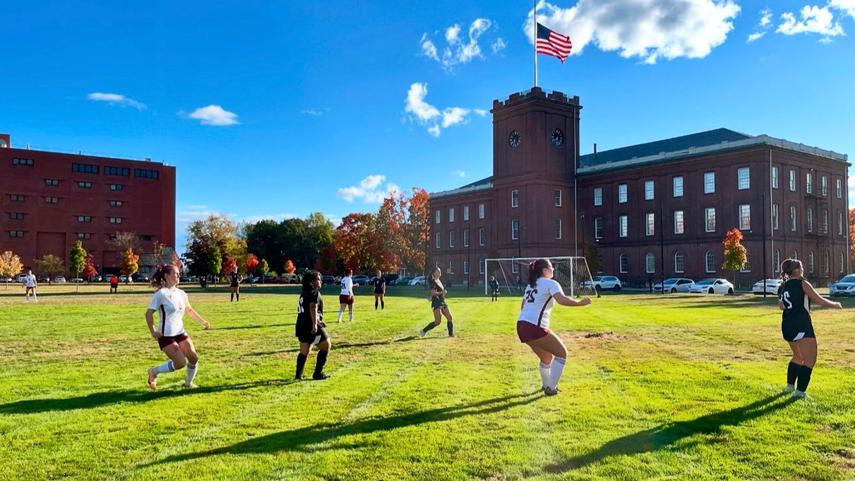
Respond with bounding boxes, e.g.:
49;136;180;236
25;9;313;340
419;328;426;338
784;384;795;392
183;382;198;389
792;390;806;399
543;386;560;396
312;373;329;381
147;368;158;391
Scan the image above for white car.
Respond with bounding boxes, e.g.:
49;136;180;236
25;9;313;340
16;274;28;283
581;275;622;291
409;275;426;286
752;278;782;295
829;274;855;297
653;278;695;293
690;278;735;295
53;276;67;283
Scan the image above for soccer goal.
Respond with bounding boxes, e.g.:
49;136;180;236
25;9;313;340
483;256;596;298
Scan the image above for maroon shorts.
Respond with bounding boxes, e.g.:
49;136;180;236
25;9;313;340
517;321;549;343
339;295;354;305
158;332;190;350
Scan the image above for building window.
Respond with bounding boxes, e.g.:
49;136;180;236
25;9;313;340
479;258;485;275
772;166;779;189
594;217;603;239
619;254;629;273
463;205;469;221
77;215;92;224
789;169;796;191
511;190;519;208
449;208;455;223
448;230;455;247
12;157;34;166
9;230;24;238
836;178;842;199
806;172;813;194
739;204;751;230
821;175;828;196
554;190;562;207
618;215;628;238
478;203;485;219
618;184;627;204
478;227;485;246
435;210;441;224
77;233;92;240
820;209;828;235
840;252;846;274
806;207;813;233
8;194;25;202
645;253;656;274
8;212;24;220
77;181;93;189
705;251;716;273
839;210;844;236
44;179;59;187
705;208;716;232
511;219;519;240
822;250;829;274
808;252;815;274
674;252;685;273
109;184;125;191
774;249;781;273
435;232;441;249
790;206;797;232
737;167;750;190
772;204;779;230
554;219;562;239
72;163;99;174
645;213;655;236
109;200;123;207
104;166;130;176
463;229;469;247
463;260;469;275
673;176;683;197
134;168;159;179
674;210;684;234
593;187;603;206
644;180;654;200
703;172;715;194
45;196;59;204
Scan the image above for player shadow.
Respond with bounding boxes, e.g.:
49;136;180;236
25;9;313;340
145;390;543;466
0;379;297;415
243;335;422;357
545;392;795;473
216;323;294;331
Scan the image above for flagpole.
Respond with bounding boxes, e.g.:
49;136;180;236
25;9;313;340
533;0;538;88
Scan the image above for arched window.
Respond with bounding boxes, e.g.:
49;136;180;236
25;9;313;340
822;250;829;274
705;251;716;273
619;254;629;274
674;251;685;273
645;253;656;274
808;252;815;273
774;249;781;273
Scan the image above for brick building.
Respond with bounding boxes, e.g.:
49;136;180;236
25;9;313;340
0;133;176;275
429;88;850;288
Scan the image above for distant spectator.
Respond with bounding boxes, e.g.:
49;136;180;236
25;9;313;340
24;269;38;302
110;275;119;294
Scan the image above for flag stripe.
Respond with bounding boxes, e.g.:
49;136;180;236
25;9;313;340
536;23;572;62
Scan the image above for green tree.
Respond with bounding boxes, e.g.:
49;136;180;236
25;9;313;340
185;215;245;279
69;241;88;291
258;259;269;283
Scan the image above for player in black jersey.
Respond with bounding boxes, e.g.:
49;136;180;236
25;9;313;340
371;270;387;310
229;269;240;302
419;266;454;337
489;276;500;302
295;270;331;380
777;258;841;398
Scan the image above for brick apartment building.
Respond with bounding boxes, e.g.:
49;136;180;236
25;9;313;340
0;133;176;275
429;88;850;288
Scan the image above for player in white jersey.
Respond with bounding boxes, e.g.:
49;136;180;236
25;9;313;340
145;264;211;390
23;269;38;302
517;259;591;396
337;269;355;322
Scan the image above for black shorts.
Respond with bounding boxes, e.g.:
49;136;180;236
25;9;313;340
296;322;329;344
230;283;239;288
374;290;384;295
782;319;816;342
158;332;190;350
431;296;447;310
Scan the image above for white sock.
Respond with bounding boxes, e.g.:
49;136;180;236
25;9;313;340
349;311;353;321
337;307;344;322
185;363;197;385
154;360;175;374
539;362;551;387
548;357;566;389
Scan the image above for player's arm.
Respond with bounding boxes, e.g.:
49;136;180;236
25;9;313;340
185;301;212;329
553;292;591;307
802;280;842;309
145;309;162;338
309;302;319;334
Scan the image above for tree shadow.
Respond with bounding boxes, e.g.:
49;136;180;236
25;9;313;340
145;390;543;466
243;335;423;357
216;323;293;331
0;379;296;415
546;392;795;473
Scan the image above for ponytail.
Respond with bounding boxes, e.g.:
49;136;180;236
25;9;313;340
780;258;802;283
528;259;551;288
150;264;176;288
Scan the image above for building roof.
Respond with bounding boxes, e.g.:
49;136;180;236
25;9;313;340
580;128;752;167
431;175;493;199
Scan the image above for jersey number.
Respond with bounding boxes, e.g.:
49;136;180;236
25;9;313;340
297;297;305;314
781;291;793;310
525;289;537;303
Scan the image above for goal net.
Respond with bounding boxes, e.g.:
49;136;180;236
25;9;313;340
483;257;596;298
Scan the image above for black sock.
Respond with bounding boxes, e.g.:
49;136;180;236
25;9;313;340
236;293;239;301
381;299;384;310
296;353;307;379
230;293;234;302
797;365;813;392
375;299;378;310
787;361;800;386
422;322;437;333
447;321;454;336
314;350;329;378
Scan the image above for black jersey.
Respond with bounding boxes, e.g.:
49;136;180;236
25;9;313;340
297;289;324;327
489;279;499;291
780;278;811;324
371;277;387;293
229;271;240;287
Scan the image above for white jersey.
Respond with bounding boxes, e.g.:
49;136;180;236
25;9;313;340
148;287;189;337
339;276;353;296
518;277;565;329
25;274;37;288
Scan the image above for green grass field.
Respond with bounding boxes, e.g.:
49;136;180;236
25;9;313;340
1;284;853;481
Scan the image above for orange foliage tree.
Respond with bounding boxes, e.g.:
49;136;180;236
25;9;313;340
120;248;139;279
82;254;98;279
222;257;238;276
849;208;855;271
245;253;259;274
404;188;430;274
284;259;296;274
334;212;376;273
722;227;747;281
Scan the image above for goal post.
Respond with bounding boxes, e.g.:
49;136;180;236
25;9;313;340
483;256;596;298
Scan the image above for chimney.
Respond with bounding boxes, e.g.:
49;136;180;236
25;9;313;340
0;133;9;148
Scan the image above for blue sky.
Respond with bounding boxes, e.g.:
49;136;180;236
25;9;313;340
2;0;853;252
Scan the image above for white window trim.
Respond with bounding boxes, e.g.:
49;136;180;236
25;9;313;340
644;180;654;201
705;251;716;273
673;176;683;197
674;210;684;235
705;208;716;233
618;184;628;204
704;172;715;194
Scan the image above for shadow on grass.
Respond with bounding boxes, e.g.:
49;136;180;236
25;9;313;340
546;392;795;473
216;323;294;331
0;379;296;415
243;335;422;357
144;390;543;465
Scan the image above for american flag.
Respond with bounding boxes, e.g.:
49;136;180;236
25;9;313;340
536;23;572;63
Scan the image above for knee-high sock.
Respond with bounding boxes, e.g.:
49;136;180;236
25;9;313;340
230;293;234;302
381;299;384;310
314;350;329;377
787;361;800;386
185;363;198;384
349;310;353;321
154;360;176;374
375;298;378;310
797;365;813;392
548;357;566;389
337;307;344;322
447;320;454;336
539;362;551;387
422;321;437;333
296;353;307;379
236;292;240;301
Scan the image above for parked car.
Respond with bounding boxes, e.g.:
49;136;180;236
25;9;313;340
752;278;782;295
581;275;622;291
179;276;192;283
653;277;695;293
69;277;85;283
397;276;413;286
321;275;336;285
88;275;103;282
119;275;128;282
383;273;400;285
689;278;735;295
282;273;300;284
53;276;67;283
829;274;855;297
133;274;149;282
0;276;13;282
16;274;28;283
352;275;370;285
409;275;426;286
38;276;50;283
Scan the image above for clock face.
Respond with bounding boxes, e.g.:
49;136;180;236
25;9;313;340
551;128;564;147
508;130;521;148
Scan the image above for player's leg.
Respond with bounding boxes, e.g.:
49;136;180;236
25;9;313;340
527;344;554;389
374;293;379;310
296;342;311;379
337;300;345;322
148;343;187;390
527;332;568;394
786;341;803;391
380;293;385;310
420;308;442;336
177;337;200;387
794;337;817;397
441;306;454;336
313;336;331;380
235;285;239;301
348;298;354;321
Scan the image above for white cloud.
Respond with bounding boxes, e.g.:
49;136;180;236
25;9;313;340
186;104;240;126
747;8;773;42
759;7;773;27
301;108;329;116
87;92;146;110
404;83;485;137
748;32;766;42
420;18;500;71
337;175;401;204
492;37;507;53
831;0;855;19
777;5;844;38
451;170;466;178
525;0;740;64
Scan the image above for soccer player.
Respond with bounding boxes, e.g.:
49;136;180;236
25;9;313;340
371;270;387;310
777;258;841;399
337;269;355;322
420;266;454;337
489;275;500;302
517;259;591;396
229;269;240;302
295;270;330;380
23;269;37;302
145;264;211;390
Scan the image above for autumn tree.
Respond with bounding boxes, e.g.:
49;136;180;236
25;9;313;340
849;208;855;271
258;259;269;282
0;251;24;285
722;227;747;285
121;248;140;280
245;254;260;275
404;188;430;274
109;231;141;253
185;215;244;279
34;254;65;282
222;257;238;277
284;259;296;274
82;255;98;281
334;212;377;273
373;194;408;272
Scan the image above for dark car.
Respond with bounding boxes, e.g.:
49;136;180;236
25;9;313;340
322;275;336;285
383;273;400;285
